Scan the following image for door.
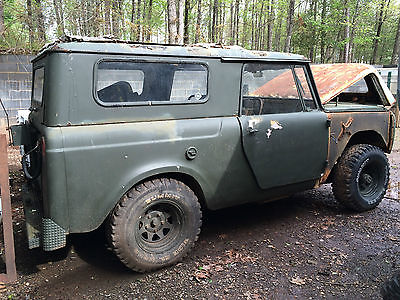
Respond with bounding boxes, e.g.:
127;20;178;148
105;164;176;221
239;63;329;190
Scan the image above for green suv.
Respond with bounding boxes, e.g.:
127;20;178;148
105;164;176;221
11;37;396;272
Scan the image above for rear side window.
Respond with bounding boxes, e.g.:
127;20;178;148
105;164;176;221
32;67;44;104
95;61;208;105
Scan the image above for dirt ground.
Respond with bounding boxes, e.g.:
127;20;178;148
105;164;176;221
1;134;400;299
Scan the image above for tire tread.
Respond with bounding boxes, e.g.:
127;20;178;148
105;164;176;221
109;178;202;272
332;144;389;212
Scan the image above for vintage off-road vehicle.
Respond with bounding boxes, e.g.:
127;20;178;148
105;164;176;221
10;37;396;272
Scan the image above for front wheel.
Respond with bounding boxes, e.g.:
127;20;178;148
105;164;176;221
332;144;389;212
108;178;202;272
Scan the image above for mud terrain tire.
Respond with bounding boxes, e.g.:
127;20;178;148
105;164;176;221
381;272;400;300
332;144;389;212
109;178;202;272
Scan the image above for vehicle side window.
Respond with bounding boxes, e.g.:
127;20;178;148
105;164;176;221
32;67;44;104
343;78;368;93
96;61;207;105
242;63;303;115
332;75;384;105
293;66;317;110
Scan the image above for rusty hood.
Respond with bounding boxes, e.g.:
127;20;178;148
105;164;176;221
311;63;395;106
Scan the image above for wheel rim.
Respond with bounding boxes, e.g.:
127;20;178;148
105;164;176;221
136;201;184;251
358;159;384;199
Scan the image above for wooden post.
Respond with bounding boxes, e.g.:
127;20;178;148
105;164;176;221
0;134;16;283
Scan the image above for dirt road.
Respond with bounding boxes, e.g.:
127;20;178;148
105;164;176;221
1;138;400;299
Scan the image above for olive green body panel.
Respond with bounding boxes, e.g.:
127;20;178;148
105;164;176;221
43;53;241;127
239;111;329;189
60;117;261;232
37;126;69;229
58;116;327;233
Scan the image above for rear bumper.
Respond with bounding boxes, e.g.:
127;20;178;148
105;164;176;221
22;182;67;251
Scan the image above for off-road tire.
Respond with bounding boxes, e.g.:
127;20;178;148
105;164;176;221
109;178;202;272
332;144;389;212
381;272;400;300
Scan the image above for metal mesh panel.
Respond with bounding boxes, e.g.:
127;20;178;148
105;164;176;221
42;218;66;251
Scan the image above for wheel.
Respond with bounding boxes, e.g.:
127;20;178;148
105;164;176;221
332;144;389;212
381;272;400;300
109;178;202;272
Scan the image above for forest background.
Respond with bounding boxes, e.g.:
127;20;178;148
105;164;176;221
0;0;399;65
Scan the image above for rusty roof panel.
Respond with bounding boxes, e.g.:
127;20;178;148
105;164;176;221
35;35;307;61
311;63;395;106
250;63;395;106
311;64;373;104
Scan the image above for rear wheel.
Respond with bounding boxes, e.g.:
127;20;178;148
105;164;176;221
332;144;389;212
109;178;202;272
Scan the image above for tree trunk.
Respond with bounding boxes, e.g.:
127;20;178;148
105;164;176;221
112;0;120;38
35;0;46;43
258;1;265;49
284;0;295;52
267;0;274;51
183;0;190;43
251;0;255;48
146;0;153;41
234;0;240;45
372;0;390;64
274;12;282;51
194;0;201;43
167;0;178;43
26;0;34;45
229;3;234;44
212;0;218;42
348;0;360;62
320;0;327;63
118;0;123;37
176;0;184;44
220;1;224;42
142;0;148;41
391;16;400;65
241;0;249;46
343;4;350;63
130;0;136;40
104;0;112;35
218;0;222;42
208;0;212;41
82;1;88;36
309;0;317;61
0;0;3;36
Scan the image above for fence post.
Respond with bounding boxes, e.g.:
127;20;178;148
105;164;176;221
0;134;16;283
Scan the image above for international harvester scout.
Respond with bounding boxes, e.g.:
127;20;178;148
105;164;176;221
10;37;396;272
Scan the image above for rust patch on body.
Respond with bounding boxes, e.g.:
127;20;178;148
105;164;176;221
337;117;353;140
320;111;391;184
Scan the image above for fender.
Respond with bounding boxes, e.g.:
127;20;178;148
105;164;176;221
320;111;392;183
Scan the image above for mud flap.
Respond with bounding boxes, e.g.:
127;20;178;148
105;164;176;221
22;183;67;251
22;183;42;249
